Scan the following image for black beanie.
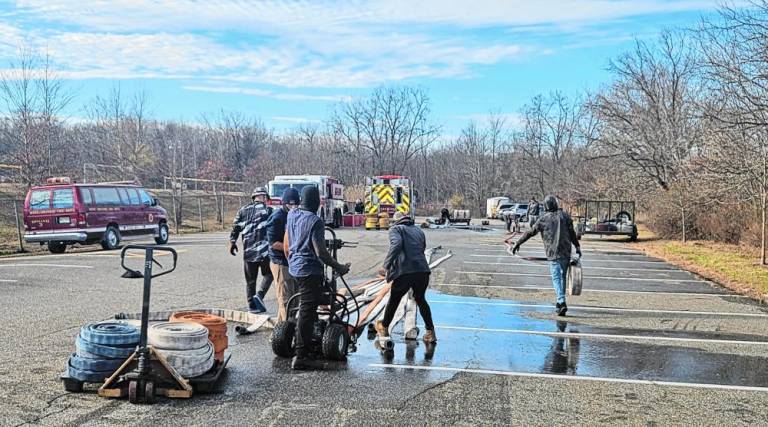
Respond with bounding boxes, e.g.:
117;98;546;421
300;185;320;212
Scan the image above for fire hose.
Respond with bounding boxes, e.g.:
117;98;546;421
68;322;140;382
148;322;215;378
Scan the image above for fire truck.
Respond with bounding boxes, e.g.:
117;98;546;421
267;175;346;227
363;175;415;220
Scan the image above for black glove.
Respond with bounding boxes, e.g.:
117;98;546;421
576;246;582;258
229;242;238;256
512;244;520;255
336;262;351;276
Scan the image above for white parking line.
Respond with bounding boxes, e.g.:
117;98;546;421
462;261;683;273
478;245;643;254
456;270;708;283
0;279;18;282
468;254;664;264
0;264;93;269
432;283;747;297
434;324;768;346
429;300;768;318
369;364;768;393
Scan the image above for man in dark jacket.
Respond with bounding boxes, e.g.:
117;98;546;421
229;186;273;313
285;185;351;370
527;197;540;228
513;195;581;316
265;188;300;322
375;212;436;343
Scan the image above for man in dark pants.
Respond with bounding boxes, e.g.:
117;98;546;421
527;197;540;228
265;188;300;322
229;187;273;313
513;195;581;316
285;186;350;370
375;212;436;343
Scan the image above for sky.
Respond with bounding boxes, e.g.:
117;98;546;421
0;1;730;134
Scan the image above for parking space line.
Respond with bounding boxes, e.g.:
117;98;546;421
432;283;746;297
456;270;708;283
430;300;768;318
468;254;664;264
368;364;768;393
477;244;643;254
0;264;93;269
462;261;684;273
434;324;768;346
0;279;18;282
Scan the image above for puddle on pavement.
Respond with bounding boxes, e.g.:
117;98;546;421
332;291;768;388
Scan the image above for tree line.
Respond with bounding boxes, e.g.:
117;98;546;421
2;2;768;259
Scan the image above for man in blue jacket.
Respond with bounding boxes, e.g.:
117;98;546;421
286;185;350;370
265;188;300;322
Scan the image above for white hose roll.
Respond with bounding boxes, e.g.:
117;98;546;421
148;322;209;350
156;341;215;378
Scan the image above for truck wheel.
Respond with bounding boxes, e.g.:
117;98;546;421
271;320;296;358
321;323;349;361
101;226;121;250
48;242;67;254
154;223;169;244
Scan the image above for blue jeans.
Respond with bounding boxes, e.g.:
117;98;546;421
549;257;570;304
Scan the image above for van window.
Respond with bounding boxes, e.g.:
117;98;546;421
93;187;121;206
138;189;152;205
116;188;129;205
79;188;93;206
29;190;51;210
128;189;140;205
52;189;74;209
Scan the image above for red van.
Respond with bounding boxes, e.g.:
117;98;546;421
23;177;169;253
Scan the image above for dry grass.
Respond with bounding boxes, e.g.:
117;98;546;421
634;226;768;302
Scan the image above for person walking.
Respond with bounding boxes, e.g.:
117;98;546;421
285;186;351;370
265;188;300;322
375;212;437;343
527;197;540;228
513;195;581;316
229;187;273;313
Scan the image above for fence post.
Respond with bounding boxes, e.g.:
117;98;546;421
13;200;25;253
220;195;225;230
198;197;204;232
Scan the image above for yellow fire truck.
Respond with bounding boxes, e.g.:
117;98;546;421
364;175;415;229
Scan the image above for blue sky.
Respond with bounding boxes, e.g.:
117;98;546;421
0;1;727;134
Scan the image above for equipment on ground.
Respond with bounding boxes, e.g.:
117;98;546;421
267;175;345;227
363;176;415;223
97;245;228;403
575;200;638;241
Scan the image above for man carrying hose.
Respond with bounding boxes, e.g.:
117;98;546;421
229;187;273;314
265;188;300;322
285;186;350;370
512;195;581;316
375;212;437;343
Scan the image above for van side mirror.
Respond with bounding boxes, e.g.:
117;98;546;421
151;198;158;206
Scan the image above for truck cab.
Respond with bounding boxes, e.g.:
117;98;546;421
267;175;345;227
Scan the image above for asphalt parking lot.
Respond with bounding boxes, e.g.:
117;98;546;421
1;221;768;426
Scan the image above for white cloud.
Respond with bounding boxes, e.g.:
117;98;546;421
271;116;322;124
183;85;350;102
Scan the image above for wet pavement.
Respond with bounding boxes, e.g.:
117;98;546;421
2;223;768;425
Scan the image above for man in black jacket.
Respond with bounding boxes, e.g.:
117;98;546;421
513;195;581;316
375;212;436;343
229;187;273;313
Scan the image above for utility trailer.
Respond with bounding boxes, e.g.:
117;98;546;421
575;200;638;241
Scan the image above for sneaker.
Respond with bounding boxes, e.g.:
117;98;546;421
405;327;420;340
249;295;267;314
291;355;323;371
556;302;568;317
375;320;389;338
423;329;437;343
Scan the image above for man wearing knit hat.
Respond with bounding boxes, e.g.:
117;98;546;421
265;187;301;322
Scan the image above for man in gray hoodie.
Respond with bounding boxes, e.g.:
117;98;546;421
513;195;581;316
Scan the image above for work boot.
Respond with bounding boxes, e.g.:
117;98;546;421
405;327;420;340
556;302;568;317
291;355;323;371
249;295;267;314
375;320;389;338
423;329;437;343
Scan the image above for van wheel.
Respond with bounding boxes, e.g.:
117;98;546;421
155;223;169;244
101;226;121;250
48;242;67;254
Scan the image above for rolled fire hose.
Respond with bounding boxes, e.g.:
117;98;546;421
148;322;215;378
68;321;139;382
169;311;228;362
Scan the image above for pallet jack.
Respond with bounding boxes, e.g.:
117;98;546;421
61;245;229;403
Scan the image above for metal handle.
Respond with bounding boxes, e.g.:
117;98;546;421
120;245;178;279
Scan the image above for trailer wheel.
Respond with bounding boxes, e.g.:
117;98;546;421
322;323;349;361
271;320;296;358
48;241;67;254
